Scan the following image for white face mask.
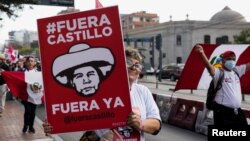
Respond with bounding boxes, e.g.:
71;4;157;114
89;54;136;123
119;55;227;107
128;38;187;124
224;60;236;70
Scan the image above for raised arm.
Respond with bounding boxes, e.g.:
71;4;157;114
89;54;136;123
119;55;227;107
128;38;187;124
195;44;215;76
246;62;250;72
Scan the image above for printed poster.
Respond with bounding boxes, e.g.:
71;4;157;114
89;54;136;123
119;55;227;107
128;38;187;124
37;6;131;133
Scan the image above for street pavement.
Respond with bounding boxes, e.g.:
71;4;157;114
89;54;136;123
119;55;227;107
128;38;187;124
0;99;53;141
145;124;206;141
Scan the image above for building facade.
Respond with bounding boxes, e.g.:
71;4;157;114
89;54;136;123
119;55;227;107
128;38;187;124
121;11;159;31
7;30;38;48
124;6;250;70
5;6;250;69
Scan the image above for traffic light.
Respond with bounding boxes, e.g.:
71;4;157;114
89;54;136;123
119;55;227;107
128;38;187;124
155;34;162;50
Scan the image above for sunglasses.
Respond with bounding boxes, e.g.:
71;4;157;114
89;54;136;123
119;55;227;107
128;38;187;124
126;59;143;70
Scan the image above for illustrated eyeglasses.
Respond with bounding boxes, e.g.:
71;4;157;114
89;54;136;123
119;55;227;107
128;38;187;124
126;59;143;70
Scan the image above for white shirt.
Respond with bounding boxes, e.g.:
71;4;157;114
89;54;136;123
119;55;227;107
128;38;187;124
25;68;38;72
25;68;43;105
130;83;161;122
96;83;161;141
130;83;161;141
214;65;246;108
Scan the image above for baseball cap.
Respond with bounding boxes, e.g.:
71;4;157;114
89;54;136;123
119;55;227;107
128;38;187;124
220;51;236;59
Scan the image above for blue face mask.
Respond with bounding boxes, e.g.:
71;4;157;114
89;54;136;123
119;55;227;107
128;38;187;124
224;60;236;70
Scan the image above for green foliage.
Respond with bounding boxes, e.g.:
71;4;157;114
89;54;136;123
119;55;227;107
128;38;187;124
0;0;37;19
18;47;33;55
233;28;250;44
34;48;40;58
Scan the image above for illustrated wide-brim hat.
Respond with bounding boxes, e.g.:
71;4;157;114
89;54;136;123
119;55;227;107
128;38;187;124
52;43;115;85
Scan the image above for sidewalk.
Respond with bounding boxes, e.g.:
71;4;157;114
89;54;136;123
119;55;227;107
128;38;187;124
0;100;53;141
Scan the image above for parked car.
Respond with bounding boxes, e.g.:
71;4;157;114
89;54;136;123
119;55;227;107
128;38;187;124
139;62;154;78
158;63;185;81
144;63;155;75
139;66;146;79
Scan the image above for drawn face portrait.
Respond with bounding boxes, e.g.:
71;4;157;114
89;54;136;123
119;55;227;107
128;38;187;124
123;130;131;138
71;66;100;96
117;126;133;138
52;43;115;97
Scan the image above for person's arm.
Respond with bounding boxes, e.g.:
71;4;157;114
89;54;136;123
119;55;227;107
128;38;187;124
140;118;161;135
246;62;250;72
42;119;53;136
195;44;215;76
127;112;161;135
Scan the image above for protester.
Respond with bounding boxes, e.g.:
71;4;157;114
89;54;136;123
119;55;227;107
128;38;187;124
43;47;162;141
0;53;10;117
14;58;26;72
21;56;40;133
195;44;250;126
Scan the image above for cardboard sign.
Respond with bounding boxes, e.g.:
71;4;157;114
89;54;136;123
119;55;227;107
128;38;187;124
37;6;131;134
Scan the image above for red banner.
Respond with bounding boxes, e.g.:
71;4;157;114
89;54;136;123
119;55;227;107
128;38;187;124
2;71;44;105
37;6;132;133
96;0;103;8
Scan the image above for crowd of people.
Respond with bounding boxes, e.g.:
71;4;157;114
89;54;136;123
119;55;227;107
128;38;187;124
1;44;249;141
0;48;163;141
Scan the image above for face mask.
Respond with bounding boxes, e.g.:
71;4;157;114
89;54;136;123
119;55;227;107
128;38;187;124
224;60;236;70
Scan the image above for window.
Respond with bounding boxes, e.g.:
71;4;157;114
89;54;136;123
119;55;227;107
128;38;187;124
176;35;182;46
176;57;182;64
216;35;229;44
163;53;166;58
221;36;229;43
204;35;210;44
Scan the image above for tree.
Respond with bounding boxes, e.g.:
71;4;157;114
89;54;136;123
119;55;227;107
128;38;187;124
34;47;40;58
18;47;33;55
0;0;36;19
233;28;250;44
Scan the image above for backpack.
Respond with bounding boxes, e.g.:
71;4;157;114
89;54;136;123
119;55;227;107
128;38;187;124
206;68;239;110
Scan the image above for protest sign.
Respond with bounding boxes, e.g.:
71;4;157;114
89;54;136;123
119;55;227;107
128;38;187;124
37;6;131;133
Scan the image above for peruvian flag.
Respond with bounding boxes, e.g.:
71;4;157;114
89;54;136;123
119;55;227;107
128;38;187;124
175;44;250;94
95;0;103;8
2;71;44;104
6;43;18;63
